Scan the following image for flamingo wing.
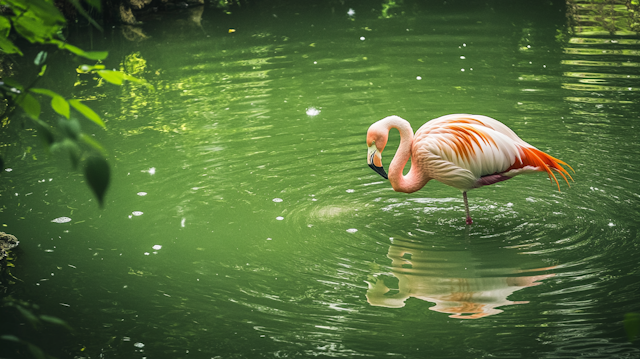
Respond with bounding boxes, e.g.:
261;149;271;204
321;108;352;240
412;114;573;191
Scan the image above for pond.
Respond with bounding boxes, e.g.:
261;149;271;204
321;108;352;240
2;0;640;358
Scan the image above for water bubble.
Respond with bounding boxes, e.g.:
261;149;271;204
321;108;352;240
345;189;354;193
134;342;145;348
306;107;320;116
273;198;283;202
346;228;358;233
460;56;466;59
137;192;147;196
51;217;72;223
276;216;284;221
152;245;162;250
360;36;365;41
347;8;355;16
132;211;143;216
416;76;422;80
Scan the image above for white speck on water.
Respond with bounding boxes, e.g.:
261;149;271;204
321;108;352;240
347;8;355;16
137;192;147;196
132;211;143;216
608;222;615;227
460;56;466;59
267;238;272;241
181;217;186;227
416;76;422;80
461;68;465;72
152;245;162;250
506;202;513;207
51;217;72;223
273;198;283;202
144;167;156;175
134;342;145;348
360;36;365;41
346;189;354;193
306;107;320;116
4;168;12;172
144;252;150;255
346;228;358;233
276;216;284;221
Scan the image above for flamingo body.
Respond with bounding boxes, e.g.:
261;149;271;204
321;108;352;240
366;114;573;224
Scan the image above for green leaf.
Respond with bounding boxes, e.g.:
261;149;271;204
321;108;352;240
51;40;108;60
29;88;59;98
97;70;125;85
84;156;110;207
51;96;70;119
0;16;11;36
39;315;72;329
38;64;47;76
34;50;47;65
30;88;70;118
16;305;40;327
1;335;21;342
18;93;41;119
0;34;23;55
77;64;106;73
69;99;105;128
625;313;640;342
58;118;81;140
2;78;23;91
27;343;46;359
80;133;107;155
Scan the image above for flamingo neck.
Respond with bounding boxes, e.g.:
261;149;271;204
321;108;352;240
383;116;430;193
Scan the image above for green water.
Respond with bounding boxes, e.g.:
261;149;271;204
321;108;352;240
2;1;640;358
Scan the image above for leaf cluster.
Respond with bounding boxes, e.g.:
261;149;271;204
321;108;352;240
0;0;152;207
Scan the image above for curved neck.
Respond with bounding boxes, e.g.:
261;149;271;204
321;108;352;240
381;116;429;193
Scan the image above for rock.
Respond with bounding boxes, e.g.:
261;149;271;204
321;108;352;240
0;232;19;261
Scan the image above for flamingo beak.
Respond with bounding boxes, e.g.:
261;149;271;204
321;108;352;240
367;144;388;179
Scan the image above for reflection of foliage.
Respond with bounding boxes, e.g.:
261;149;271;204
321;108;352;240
380;0;404;19
1;297;73;358
625;313;640;342
123;52;147;75
213;0;243;14
566;0;640;35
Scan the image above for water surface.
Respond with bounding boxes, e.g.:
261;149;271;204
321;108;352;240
2;1;640;358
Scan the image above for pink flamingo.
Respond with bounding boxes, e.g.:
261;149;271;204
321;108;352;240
366;115;573;225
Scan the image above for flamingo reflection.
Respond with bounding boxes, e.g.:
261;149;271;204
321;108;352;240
366;238;555;319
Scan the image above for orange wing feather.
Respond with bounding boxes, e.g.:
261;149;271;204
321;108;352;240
508;147;574;190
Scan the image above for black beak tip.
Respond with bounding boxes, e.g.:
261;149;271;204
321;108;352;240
368;163;388;180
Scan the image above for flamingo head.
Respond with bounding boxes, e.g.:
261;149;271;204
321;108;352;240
366;130;388;180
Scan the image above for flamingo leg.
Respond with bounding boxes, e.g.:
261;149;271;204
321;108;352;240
463;192;473;225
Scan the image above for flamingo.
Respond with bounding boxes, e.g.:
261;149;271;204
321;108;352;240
366;114;573;225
